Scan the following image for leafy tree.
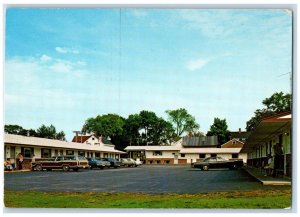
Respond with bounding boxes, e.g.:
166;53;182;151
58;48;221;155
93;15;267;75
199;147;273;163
36;124;66;140
124;111;176;146
4;124;38;137
82;114;125;137
56;131;66;141
4;125;25;134
246;92;291;131
192;131;205;137
124;114;141;146
166;108;199;136
148;118;175;145
206;118;230;145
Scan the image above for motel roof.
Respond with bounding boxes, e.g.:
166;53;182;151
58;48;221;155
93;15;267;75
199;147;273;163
179;148;242;154
125;145;181;151
241;111;291;153
4;134;126;154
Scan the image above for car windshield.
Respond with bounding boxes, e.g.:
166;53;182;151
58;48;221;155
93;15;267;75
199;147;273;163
78;156;86;160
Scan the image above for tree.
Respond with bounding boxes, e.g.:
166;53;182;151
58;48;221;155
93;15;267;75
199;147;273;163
124;114;141;146
56;131;66;141
124;111;176;146
82;114;125;137
4;124;37;136
165;108;199;136
148;118;175;145
4;125;24;134
206;118;230;146
246;92;291;131
36;124;66;140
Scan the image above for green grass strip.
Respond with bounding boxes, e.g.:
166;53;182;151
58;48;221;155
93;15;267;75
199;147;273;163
4;189;291;209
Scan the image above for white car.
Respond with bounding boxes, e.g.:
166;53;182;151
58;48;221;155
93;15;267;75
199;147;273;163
128;158;143;167
134;158;143;166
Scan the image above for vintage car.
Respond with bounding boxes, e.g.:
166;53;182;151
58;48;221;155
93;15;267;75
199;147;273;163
120;158;135;167
127;158;142;167
87;157;110;169
32;155;90;172
193;156;244;171
101;158;121;168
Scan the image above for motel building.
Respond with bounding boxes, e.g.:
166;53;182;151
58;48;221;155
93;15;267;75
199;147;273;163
240;112;292;177
4;133;126;170
125;136;248;165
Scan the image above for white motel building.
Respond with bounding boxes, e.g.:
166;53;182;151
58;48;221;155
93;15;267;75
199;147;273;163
125;136;248;165
4;133;125;170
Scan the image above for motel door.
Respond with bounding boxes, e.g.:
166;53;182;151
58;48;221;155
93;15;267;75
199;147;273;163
10;146;16;164
174;154;178;165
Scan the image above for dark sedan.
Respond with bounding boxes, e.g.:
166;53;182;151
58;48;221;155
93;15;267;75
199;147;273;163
101;158;121;168
193;156;243;171
87;157;110;169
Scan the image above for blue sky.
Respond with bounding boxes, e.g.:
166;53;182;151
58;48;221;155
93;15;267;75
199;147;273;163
4;8;292;141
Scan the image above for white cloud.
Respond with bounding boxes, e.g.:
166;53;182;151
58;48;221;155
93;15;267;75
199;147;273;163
187;58;209;71
55;47;79;54
50;62;72;73
40;54;52;62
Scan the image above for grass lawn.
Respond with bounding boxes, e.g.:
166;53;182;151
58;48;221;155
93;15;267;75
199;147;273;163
4;189;291;209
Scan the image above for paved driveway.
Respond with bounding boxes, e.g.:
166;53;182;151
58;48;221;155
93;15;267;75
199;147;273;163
4;165;289;193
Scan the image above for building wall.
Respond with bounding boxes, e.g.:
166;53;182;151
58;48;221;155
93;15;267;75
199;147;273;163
246;125;291;176
4;143;122;170
145;150;178;159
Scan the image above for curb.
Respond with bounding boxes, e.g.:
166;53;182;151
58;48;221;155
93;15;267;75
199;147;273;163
4;170;31;173
243;167;291;186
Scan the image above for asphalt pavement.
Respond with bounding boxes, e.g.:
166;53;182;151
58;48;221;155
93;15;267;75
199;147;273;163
4;165;290;193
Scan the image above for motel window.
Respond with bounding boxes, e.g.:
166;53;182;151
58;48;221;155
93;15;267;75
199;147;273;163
59;150;64;156
22;147;34;158
199;154;206;159
66;150;74;155
95;152;100;158
153;151;162;156
104;153;108;158
232;154;239;158
41;148;52;158
55;150;58;157
180;154;185;157
78;151;85;156
211;154;217;158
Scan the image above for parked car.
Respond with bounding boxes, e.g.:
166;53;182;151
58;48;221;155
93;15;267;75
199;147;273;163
120;158;135;167
32;155;90;172
134;158;143;166
101;158;121;168
127;158;142;167
193;156;243;171
87;157;110;169
95;158;111;168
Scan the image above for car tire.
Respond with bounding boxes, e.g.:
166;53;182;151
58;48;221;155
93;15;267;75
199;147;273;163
62;165;70;172
35;164;42;171
203;165;209;171
100;167;104;170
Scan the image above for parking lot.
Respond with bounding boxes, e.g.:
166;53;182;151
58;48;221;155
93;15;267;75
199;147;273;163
4;165;289;193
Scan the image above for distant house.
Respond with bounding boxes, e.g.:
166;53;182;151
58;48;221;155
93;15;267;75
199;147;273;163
125;136;247;165
221;139;244;148
229;129;251;143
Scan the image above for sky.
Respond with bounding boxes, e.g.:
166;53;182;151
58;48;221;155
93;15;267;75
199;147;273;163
4;8;292;141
